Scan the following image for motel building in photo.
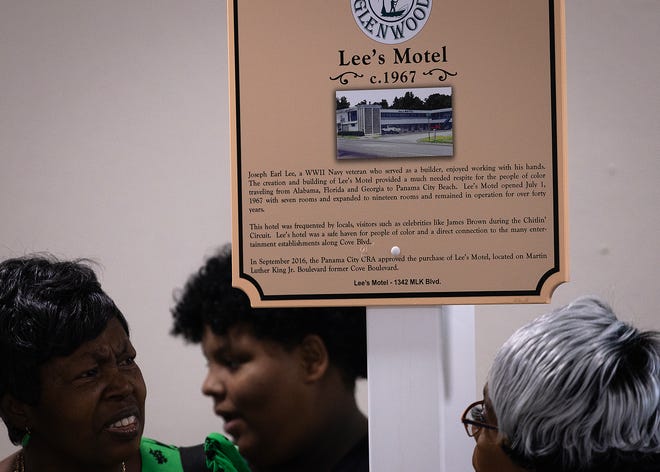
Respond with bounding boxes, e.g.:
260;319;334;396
336;104;452;136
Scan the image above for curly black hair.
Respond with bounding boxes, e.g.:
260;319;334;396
0;254;128;444
171;244;367;385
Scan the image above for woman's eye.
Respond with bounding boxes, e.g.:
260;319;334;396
221;358;241;370
471;405;486;422
118;356;136;367
79;367;99;378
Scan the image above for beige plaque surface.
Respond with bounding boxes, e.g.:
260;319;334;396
229;0;568;306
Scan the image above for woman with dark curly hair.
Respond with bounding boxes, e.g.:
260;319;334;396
0;255;249;472
171;244;368;472
461;296;660;472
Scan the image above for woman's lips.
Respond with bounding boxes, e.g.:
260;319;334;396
225;419;242;435
105;414;140;438
219;413;243;437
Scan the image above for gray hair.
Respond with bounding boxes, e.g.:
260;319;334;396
487;296;660;471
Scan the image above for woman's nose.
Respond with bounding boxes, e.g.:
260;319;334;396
106;368;134;398
201;365;226;398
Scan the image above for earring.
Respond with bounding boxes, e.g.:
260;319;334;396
21;427;31;447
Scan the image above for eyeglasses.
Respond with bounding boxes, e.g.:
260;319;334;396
461;400;499;437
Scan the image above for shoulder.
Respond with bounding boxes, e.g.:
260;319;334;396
138;435;249;472
203;433;251;472
141;437;180;451
140;437;184;470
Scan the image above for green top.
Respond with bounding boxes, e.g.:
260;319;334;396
203;433;251;472
140;433;250;472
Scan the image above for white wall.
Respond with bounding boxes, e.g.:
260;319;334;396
475;0;660;390
0;0;230;452
1;0;659;466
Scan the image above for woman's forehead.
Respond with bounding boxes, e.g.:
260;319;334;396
59;319;131;361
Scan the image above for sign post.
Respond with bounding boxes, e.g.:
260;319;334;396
228;2;566;469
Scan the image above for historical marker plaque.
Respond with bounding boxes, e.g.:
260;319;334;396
229;0;568;306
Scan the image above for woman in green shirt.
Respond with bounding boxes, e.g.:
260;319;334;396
0;255;250;472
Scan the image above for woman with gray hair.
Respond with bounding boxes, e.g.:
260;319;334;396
461;296;660;472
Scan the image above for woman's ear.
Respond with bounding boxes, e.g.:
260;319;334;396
299;334;330;383
0;393;30;431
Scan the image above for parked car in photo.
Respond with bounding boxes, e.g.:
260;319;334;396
430;119;452;131
382;126;401;134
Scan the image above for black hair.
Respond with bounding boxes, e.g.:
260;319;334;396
0;254;128;444
171;244;367;385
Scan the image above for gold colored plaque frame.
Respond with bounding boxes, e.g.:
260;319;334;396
229;0;568;306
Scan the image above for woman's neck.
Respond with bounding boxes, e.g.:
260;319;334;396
254;400;368;472
0;452;20;472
